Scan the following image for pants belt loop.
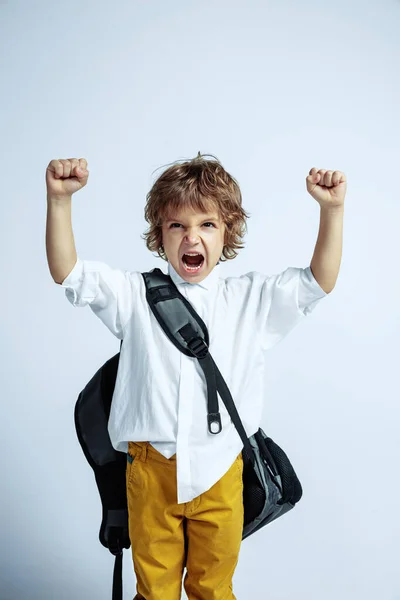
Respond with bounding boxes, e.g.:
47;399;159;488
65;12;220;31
140;442;148;462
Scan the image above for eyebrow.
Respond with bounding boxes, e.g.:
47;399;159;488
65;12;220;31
165;215;220;223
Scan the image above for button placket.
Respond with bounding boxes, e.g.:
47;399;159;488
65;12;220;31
176;283;195;503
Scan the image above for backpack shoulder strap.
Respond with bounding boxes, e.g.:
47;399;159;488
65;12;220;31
119;268;209;354
141;268;209;353
123;269;252;455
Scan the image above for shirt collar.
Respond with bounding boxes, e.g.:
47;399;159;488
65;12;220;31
167;260;220;291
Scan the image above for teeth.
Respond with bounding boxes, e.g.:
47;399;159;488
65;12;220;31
182;254;204;272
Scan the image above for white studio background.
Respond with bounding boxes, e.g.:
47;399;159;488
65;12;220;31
1;1;399;599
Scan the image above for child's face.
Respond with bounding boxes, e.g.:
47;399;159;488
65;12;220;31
161;206;226;283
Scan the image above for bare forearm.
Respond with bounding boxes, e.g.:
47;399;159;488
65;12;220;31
46;195;77;284
310;206;344;294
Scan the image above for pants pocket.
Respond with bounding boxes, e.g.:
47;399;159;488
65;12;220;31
126;452;138;487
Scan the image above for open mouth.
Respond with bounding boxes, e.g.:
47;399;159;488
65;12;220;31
181;253;205;274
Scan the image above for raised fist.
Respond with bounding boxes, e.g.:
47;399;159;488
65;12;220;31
46;158;89;198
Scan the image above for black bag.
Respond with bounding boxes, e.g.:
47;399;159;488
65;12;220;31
75;268;303;600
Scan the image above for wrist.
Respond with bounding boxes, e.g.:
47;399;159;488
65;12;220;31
47;194;72;206
320;204;344;217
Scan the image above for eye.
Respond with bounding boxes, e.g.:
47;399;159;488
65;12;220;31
169;222;215;229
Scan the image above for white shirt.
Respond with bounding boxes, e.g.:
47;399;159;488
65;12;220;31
61;258;327;504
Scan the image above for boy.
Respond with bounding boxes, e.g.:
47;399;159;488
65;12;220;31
45;153;345;600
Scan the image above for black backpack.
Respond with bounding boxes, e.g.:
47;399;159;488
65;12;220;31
75;268;303;600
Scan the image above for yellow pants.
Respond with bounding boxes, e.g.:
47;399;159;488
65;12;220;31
126;441;244;600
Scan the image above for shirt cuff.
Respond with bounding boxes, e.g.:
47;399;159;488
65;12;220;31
298;266;328;315
60;257;99;307
60;257;83;286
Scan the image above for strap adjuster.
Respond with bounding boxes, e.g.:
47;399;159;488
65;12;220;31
187;336;209;359
107;527;124;556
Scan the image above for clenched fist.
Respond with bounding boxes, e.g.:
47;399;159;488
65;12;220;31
46;158;89;199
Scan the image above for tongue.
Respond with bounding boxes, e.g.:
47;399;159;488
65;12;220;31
184;254;203;266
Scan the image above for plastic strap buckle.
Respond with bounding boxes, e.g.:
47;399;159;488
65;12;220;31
187;336;209;359
108;528;123;556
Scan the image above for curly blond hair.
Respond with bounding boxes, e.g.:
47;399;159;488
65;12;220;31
142;152;251;262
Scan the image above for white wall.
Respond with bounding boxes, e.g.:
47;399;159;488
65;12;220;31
1;0;399;598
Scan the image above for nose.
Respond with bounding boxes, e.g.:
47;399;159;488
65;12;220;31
185;230;200;244
186;236;199;244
